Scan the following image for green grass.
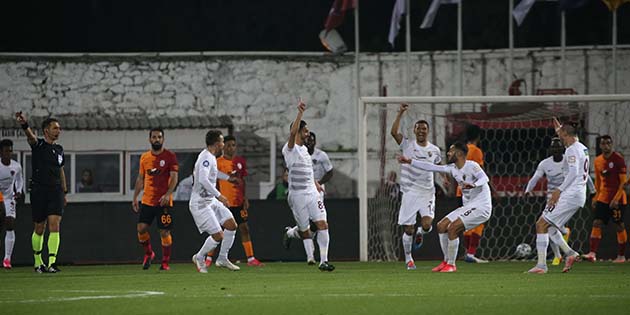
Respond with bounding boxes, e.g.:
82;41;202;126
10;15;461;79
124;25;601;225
2;261;630;315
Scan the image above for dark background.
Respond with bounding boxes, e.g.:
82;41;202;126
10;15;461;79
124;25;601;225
1;0;628;52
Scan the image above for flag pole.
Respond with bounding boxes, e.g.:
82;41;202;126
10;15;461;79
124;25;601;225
354;0;367;262
405;0;411;95
560;10;566;88
457;0;463;96
509;0;514;83
612;9;618;93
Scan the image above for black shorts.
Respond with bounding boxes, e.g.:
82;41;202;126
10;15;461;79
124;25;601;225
594;201;626;225
229;206;248;225
138;203;173;230
30;186;64;223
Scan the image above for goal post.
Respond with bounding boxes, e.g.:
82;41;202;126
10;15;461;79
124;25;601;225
358;94;630;262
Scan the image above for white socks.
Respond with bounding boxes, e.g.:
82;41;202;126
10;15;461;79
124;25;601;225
4;230;15;260
197;236;219;258
536;233;549;267
549;228;576;257
219;230;236;261
402;233;413;263
447;238;459;265
439;233;449;261
316;229;330;263
303;239;315;261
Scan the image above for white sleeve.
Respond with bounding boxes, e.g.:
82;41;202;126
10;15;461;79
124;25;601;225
472;169;489;187
218;171;230;180
410;160;451;174
434;147;442;164
586;175;596;194
321;152;333;172
15;164;24;194
524;163;545;193
197;161;222;198
558;148;578;192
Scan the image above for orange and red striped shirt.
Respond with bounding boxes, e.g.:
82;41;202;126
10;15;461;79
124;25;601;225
139;150;179;207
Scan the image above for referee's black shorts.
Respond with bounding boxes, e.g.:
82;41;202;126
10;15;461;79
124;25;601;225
30;185;64;223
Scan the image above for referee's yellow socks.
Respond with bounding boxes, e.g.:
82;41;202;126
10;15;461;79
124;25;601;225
32;232;44;267
48;232;60;265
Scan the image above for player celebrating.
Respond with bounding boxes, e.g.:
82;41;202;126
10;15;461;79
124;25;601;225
282;100;334;272
284;132;334;265
391;103;442;270
205;135;264;267
583;135;628;263
190;130;240;272
0;139;24;269
132;128;179;271
399;142;492;272
527;119;587;274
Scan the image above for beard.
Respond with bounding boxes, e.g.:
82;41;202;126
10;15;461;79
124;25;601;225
151;142;163;151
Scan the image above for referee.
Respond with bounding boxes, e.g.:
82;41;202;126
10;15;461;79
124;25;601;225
16;112;67;273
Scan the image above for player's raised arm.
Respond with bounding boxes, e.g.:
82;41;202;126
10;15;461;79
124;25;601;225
15;112;37;146
288;100;306;149
390;103;408;145
398;155;450;174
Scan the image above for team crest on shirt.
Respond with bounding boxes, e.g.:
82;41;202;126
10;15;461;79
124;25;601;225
609;162;614;169
159;160;165;167
428;151;432;157
202;160;210;167
57;154;63;165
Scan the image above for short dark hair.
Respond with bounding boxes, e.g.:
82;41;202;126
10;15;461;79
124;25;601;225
224;135;236;143
465;124;481;142
600;135;613;143
149;127;164;137
550;137;563;146
289;120;307;132
415;120;430;129
452;141;469;156
205;129;223;146
41;118;59;131
0;139;13;150
309;132;316;141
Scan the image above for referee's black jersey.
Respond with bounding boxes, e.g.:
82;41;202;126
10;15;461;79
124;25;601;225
30;138;65;187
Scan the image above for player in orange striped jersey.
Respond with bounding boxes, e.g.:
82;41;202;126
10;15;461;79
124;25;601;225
132;128;179;271
205;135;263;267
459;125;489;263
582;135;628;263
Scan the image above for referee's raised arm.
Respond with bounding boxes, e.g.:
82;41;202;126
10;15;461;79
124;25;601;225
15;112;37;146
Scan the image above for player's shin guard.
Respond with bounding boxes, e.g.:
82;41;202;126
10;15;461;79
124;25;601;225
4;230;15;260
402;233;413;262
446;238;459;265
32;232;44;267
243;241;254;258
317;229;330;263
617;230;627;257
303;239;315;261
549;227;576;256
197;236;219;258
439;233;449;261
590;227;602;253
138;232;153;256
536;233;549;267
47;232;60;265
161;234;172;263
218;230;236;261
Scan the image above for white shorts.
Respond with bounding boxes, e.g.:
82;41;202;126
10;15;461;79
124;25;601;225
398;191;435;226
189;198;234;235
542;193;585;229
288;191;327;231
4;198;16;218
446;202;491;231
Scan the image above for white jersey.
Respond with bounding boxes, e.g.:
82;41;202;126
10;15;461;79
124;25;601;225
525;157;564;197
191;149;223;200
0;160;23;200
282;143;318;195
411;159;491;208
311;148;333;182
558;141;589;196
399;138;441;194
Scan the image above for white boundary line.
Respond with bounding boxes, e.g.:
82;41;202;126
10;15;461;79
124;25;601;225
0;290;164;304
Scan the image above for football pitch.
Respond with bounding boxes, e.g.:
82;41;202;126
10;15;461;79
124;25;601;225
2;261;629;315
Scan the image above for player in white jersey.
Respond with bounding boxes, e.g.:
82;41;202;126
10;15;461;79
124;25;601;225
189;130;240;272
391;103;442;270
285;132;334;265
528;119;588;274
0;140;23;269
282;100;334;272
399;142;492;273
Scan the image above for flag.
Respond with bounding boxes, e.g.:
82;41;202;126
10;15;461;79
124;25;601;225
324;0;356;31
420;0;460;29
601;0;630;10
558;0;589;10
388;0;406;47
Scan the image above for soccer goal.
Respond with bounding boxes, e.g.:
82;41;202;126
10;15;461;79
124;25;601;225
358;94;630;262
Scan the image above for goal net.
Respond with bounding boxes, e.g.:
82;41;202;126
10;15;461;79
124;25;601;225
358;94;630;262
